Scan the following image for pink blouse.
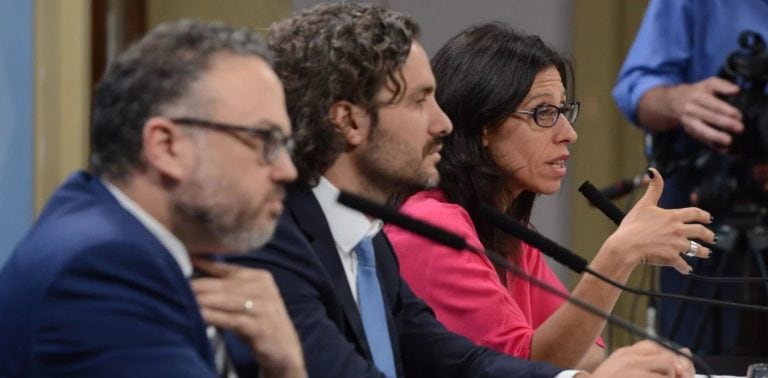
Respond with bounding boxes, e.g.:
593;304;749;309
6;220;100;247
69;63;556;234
384;189;604;359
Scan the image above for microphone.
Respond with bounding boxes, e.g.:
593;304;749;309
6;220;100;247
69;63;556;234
476;203;588;273
579;180;626;225
477;205;768;313
336;191;713;376
598;176;643;201
578;180;767;284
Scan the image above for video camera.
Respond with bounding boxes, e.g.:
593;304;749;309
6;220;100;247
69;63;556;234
718;30;768;158
654;30;768;216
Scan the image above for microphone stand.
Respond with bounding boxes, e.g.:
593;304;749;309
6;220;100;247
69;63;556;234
477;245;714;378
477;205;768;314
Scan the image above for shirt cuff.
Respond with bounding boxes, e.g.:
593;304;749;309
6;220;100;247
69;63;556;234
554;369;584;378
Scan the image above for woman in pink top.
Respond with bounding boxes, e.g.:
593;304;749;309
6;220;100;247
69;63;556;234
385;22;715;371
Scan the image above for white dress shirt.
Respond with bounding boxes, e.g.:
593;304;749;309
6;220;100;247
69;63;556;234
104;180;243;377
312;177;382;304
312;177;582;378
103;179;192;277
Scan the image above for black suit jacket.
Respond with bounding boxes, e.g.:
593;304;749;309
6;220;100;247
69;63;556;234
228;185;563;377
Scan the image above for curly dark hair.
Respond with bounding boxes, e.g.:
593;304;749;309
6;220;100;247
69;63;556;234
267;2;420;186
89;19;272;179
432;22;574;280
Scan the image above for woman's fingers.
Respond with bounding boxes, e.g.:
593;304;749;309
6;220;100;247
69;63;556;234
671;207;712;225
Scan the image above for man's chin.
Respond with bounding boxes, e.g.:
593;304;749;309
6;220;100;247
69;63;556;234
249;220;278;250
423;176;440;189
219;223;275;252
403;170;440;191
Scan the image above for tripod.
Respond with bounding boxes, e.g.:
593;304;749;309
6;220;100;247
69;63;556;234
666;203;768;355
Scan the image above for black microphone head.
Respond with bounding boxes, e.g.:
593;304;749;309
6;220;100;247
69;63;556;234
477;205;588;273
578;180;625;225
337;191;469;251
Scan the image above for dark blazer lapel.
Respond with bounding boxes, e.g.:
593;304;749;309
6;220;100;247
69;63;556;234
285;187;372;359
72;172;215;365
90;175;214;364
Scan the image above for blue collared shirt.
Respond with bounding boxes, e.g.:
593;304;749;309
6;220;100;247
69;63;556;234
612;0;768;208
613;0;768;126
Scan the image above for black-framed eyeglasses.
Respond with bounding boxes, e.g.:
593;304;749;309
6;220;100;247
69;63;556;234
169;118;295;164
513;101;580;128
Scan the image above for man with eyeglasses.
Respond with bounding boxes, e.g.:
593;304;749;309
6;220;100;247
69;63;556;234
0;20;304;377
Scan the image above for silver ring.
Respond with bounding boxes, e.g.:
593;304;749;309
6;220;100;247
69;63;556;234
243;299;254;314
683;240;699;257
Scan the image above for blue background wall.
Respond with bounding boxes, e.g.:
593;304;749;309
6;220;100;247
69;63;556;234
0;0;34;266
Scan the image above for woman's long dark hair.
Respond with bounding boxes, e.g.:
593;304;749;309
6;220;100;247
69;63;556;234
432;22;573;281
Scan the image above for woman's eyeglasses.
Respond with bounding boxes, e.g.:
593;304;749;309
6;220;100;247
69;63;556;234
513;101;580;128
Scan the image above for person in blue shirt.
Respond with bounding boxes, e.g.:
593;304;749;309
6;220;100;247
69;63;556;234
613;0;768;356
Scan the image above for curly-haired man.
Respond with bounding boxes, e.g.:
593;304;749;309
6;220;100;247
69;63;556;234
227;3;695;378
224;4;552;377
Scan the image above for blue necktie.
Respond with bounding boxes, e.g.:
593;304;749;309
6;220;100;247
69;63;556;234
355;237;396;378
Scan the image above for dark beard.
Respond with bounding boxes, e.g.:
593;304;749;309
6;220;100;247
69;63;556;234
355;148;436;202
354;124;442;201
